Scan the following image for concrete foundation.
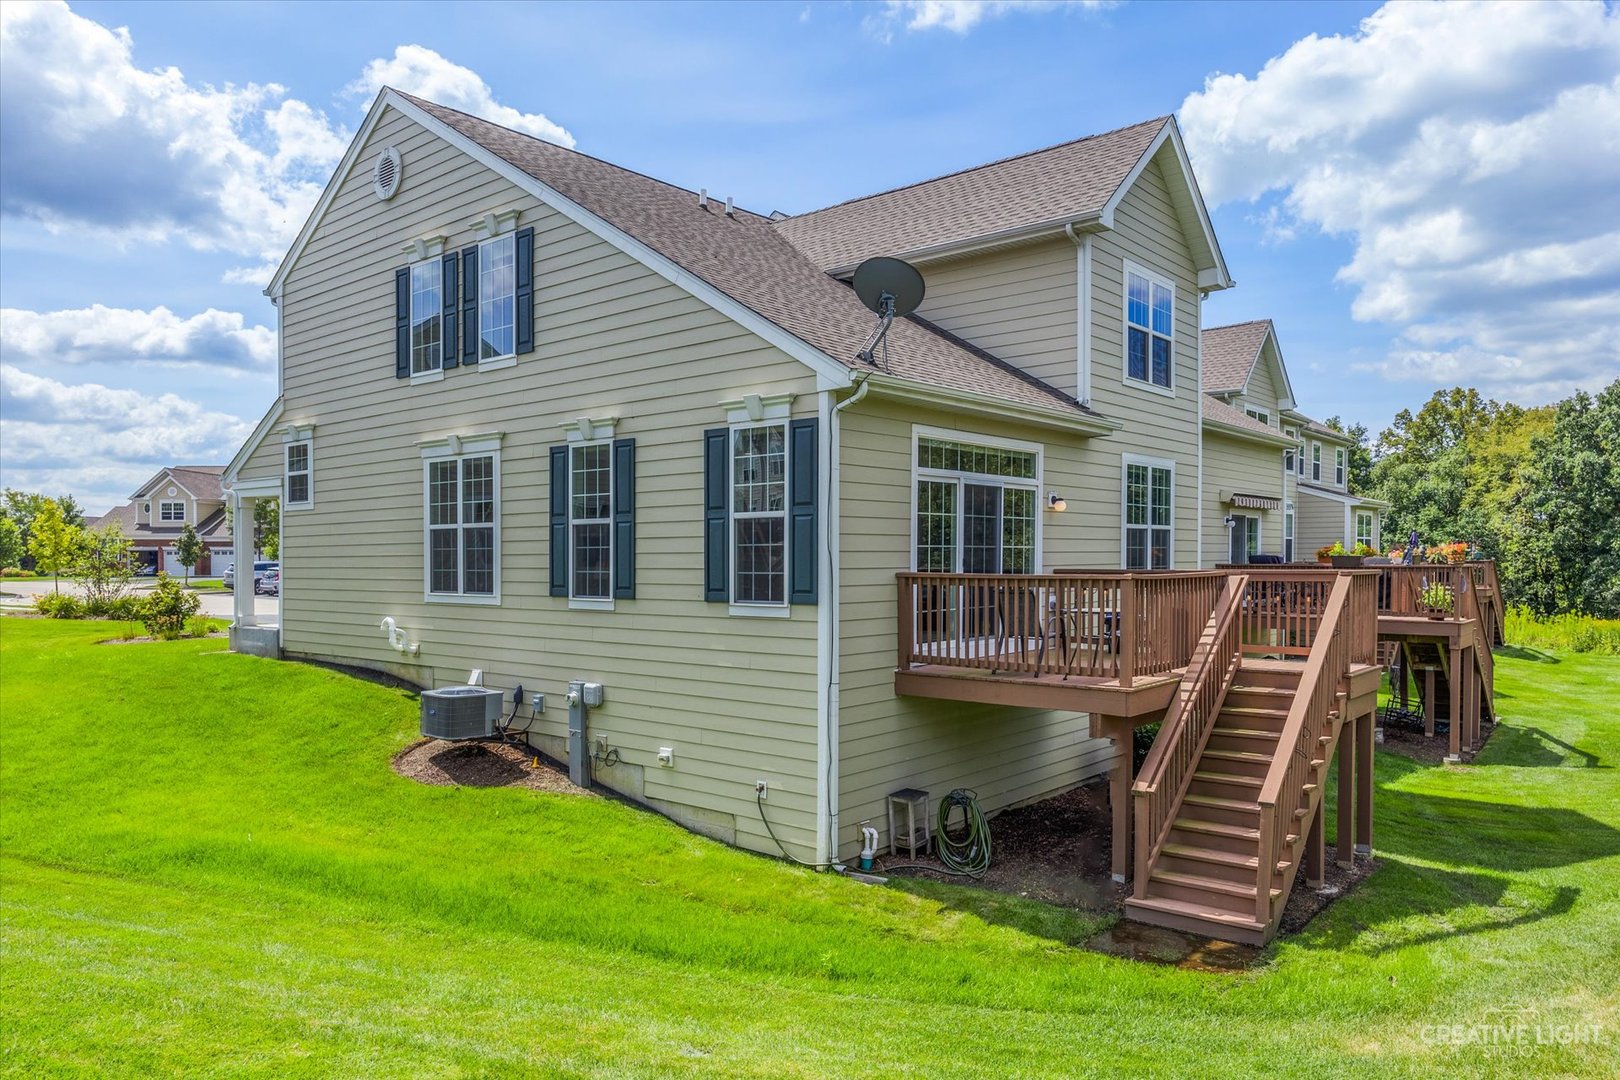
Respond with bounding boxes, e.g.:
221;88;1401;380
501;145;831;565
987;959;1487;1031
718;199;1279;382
229;623;281;659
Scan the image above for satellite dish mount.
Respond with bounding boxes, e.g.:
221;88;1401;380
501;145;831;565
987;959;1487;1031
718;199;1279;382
852;257;925;371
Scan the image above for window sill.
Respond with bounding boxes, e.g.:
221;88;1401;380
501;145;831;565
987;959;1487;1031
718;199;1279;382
283;502;313;513
474;355;517;372
409;369;445;385
425;592;501;606
568;597;614;612
1121;375;1175;398
729;603;790;619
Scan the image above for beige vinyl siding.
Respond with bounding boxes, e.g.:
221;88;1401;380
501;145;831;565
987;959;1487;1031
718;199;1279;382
914;238;1079;398
835;396;1116;858
1236;342;1280;422
1201;432;1285;565
1296;488;1350;556
1087;154;1202;567
239;104;825;860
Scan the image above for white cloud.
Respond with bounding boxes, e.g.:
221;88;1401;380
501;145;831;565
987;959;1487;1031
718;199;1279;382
1;305;275;371
349;45;575;147
1180;1;1620;404
872;0;1113;39
0;4;574;284
0;364;254;513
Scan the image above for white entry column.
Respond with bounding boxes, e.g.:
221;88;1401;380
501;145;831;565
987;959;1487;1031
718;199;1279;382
230;491;256;629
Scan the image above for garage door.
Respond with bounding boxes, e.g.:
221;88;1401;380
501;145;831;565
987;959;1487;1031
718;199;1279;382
163;549;187;575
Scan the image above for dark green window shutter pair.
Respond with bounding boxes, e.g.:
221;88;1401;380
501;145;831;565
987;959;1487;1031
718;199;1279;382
549;439;636;599
703;419;818;605
394;226;535;378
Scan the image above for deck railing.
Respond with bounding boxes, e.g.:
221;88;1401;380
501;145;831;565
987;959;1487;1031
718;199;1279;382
1254;573;1353;925
894;571;1225;687
1132;574;1247;897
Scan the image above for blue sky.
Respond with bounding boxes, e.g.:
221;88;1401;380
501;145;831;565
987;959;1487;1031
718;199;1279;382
3;0;1616;512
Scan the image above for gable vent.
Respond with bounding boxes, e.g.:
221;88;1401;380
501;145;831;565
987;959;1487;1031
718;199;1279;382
372;146;403;201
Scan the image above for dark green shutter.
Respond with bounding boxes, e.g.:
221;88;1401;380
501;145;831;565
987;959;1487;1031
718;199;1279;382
549;445;568;597
460;245;478;365
394;268;410;378
515;227;535;354
441;254;459;370
703;427;729;602
612;438;636;600
789;418;818;604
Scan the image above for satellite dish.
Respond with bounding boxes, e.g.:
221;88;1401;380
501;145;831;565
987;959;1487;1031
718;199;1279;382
853;257;925;318
852;257;925;367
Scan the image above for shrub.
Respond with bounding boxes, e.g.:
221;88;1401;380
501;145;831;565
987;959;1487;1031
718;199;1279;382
184;615;215;639
33;592;84;618
1504;607;1620;655
85;594;144;620
140;574;201;638
0;566;32;578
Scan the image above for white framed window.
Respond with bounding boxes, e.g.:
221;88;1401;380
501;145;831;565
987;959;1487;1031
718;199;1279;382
1335;448;1347;487
284;441;312;507
569;441;613;603
1356;512;1374;549
1246;516;1262;557
423;448;499;603
1311;442;1322;482
159;501;185;522
912;431;1040;575
1284;501;1295;562
1245;407;1271;427
409;259;443;376
1123;262;1174;392
477;233;516;362
1122;455;1174;570
730;422;789;607
1284;427;1299;474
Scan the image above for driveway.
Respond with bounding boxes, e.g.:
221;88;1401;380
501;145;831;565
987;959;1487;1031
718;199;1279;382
0;579;279;621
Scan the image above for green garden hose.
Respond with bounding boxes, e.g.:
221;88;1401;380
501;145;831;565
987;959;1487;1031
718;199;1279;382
934;788;991;877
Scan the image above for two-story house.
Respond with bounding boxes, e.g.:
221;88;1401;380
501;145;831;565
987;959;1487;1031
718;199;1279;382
93;465;232;575
1287;413;1387;556
224;89;1244;866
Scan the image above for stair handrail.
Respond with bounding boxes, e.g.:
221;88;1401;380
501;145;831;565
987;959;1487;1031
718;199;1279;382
1130;573;1248;898
1253;573;1353;924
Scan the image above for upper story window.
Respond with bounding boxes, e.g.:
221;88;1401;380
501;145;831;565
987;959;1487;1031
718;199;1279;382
478;234;516;361
409;260;443;375
285;441;312;507
1124;264;1174;391
1123;456;1174;570
1335;448;1347;487
159;501;185;522
1246;407;1270;427
1311;442;1322;482
1284;427;1299;474
425;450;498;602
914;435;1038;575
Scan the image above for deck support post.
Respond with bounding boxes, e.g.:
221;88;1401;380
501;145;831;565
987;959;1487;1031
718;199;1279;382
1424;667;1436;737
1102;714;1132;884
1355;706;1374;856
1446;643;1462;762
1336;715;1355;870
1465;657;1480;751
1305;800;1325;889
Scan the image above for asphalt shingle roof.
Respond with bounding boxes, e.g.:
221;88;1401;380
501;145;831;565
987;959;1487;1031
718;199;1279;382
1201;321;1271;395
1202;394;1285;439
773;118;1168;271
408;94;1093;417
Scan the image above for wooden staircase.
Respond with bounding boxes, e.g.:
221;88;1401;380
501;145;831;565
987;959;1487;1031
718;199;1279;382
1125;663;1344;944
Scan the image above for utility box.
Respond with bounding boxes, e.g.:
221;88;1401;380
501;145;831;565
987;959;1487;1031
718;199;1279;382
421;686;504;740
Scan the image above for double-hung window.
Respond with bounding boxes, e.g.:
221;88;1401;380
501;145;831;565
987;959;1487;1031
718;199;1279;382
409;260;443;375
1284;427;1298;474
1311;442;1322;482
477;234;516;361
1123;457;1174;569
1335;448;1346;487
160;501;185;522
732;423;788;605
1246;516;1262;557
1125;264;1174;390
1246;407;1271;427
1284;501;1296;562
285;441;312;507
1356;512;1374;550
569;442;612;601
425;451;498;601
913;434;1038;574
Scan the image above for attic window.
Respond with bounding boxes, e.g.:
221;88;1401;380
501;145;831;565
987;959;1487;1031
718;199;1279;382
373;146;403;201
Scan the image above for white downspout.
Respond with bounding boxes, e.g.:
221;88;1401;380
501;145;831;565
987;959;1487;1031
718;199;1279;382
1064;224;1093;406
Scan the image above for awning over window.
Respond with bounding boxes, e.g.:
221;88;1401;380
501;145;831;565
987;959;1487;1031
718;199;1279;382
1221;491;1282;511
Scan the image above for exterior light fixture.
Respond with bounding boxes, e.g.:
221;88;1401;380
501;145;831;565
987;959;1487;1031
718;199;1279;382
1048;493;1067;512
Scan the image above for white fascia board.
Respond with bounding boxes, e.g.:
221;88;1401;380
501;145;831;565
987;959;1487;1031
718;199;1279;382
1297;483;1390;510
384;92;853;392
1260;321;1298;410
1103;118;1234;292
224;397;286;483
864;374;1122;437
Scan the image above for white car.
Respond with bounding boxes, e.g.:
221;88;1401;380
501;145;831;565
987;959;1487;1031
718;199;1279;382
223;561;278;590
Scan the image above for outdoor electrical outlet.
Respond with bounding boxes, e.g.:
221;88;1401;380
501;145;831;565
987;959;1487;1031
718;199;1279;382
594;735;609;758
755;780;768;799
530;695;545;716
656;747;674;767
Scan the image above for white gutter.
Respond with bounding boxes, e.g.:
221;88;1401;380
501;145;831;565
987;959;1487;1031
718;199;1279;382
823;212;1106;278
863;374;1121;438
1064;223;1094;406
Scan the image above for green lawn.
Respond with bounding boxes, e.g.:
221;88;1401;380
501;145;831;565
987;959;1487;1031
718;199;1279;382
2;621;1616;1078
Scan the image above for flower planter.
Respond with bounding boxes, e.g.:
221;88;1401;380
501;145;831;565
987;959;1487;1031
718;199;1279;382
1329;555;1366;568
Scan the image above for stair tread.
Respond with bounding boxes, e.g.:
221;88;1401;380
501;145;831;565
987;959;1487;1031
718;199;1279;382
1123;895;1269;929
1149;868;1283;900
1193;770;1263;787
1162;843;1258;869
1202;749;1275;764
1173;818;1260;840
1214;727;1282;740
1183;793;1260;812
1222;706;1291;717
1228;683;1294;694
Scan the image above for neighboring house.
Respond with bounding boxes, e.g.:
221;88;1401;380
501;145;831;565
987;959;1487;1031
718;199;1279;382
1200;320;1388;562
224;88;1239;866
95;466;232;575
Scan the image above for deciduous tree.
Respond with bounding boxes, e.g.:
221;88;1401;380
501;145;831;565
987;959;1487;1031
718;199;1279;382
26;500;83;593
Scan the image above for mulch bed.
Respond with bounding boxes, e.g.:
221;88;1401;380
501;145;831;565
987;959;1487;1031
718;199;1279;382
1379;717;1497;766
392;737;588;796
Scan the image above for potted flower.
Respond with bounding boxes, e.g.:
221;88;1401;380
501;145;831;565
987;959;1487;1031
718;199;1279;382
1328;542;1366;569
1318;542;1344;565
1419;580;1455;617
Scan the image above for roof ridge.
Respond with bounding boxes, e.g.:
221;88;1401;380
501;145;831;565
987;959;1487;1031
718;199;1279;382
782;115;1170;221
393;89;772;222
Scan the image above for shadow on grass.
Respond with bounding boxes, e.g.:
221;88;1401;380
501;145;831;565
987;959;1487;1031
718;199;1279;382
1483;726;1610;769
885;875;1114;948
1495;645;1560;664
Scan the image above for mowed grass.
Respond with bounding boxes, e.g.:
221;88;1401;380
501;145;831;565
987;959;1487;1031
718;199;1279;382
2;620;1617;1078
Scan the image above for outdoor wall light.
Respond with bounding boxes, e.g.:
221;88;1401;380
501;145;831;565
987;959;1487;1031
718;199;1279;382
1048;493;1067;512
